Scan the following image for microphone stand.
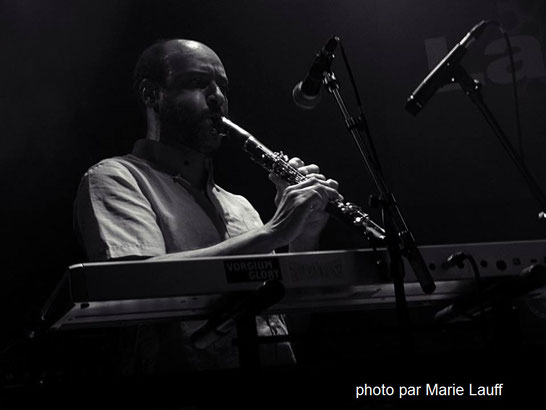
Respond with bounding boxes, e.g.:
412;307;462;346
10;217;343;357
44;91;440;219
452;64;546;218
191;280;286;370
322;71;436;354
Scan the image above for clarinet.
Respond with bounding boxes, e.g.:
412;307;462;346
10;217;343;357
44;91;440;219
220;117;386;243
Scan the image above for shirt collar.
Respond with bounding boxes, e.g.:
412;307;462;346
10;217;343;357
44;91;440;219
131;139;215;187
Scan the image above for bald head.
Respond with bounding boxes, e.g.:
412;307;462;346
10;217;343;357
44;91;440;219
133;39;223;101
164;39;219;60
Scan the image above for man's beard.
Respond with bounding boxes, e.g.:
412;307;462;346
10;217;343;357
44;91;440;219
159;106;220;154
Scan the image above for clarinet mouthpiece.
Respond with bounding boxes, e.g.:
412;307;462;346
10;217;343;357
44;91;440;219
220;117;253;144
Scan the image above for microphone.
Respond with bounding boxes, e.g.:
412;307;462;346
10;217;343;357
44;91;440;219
292;36;339;110
405;20;489;116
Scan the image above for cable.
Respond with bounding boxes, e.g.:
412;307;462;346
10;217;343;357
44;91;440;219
446;252;488;344
337;39;391;243
338;40;383;176
487;20;524;163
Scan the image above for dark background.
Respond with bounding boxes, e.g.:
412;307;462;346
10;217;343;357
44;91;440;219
1;0;545;404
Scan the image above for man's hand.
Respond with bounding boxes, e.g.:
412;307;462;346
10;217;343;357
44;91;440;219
266;157;341;250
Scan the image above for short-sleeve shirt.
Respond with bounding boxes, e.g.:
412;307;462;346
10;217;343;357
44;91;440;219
74;139;264;261
73;139;294;373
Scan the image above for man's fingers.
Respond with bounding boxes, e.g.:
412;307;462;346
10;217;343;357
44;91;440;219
304;172;325;181
298;164;320;176
304;176;339;190
325;178;339;190
286;178;342;200
287;184;341;212
288;157;305;169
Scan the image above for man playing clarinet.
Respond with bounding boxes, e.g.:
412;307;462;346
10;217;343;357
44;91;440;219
73;39;341;374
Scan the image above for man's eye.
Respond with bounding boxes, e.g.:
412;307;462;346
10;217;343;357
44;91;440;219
190;78;206;88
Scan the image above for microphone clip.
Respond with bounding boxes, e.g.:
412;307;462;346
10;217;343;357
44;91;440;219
346;116;364;132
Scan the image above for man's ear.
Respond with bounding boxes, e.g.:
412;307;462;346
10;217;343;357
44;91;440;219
139;79;160;112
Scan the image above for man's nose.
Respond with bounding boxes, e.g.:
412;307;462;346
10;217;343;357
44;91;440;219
206;83;226;109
